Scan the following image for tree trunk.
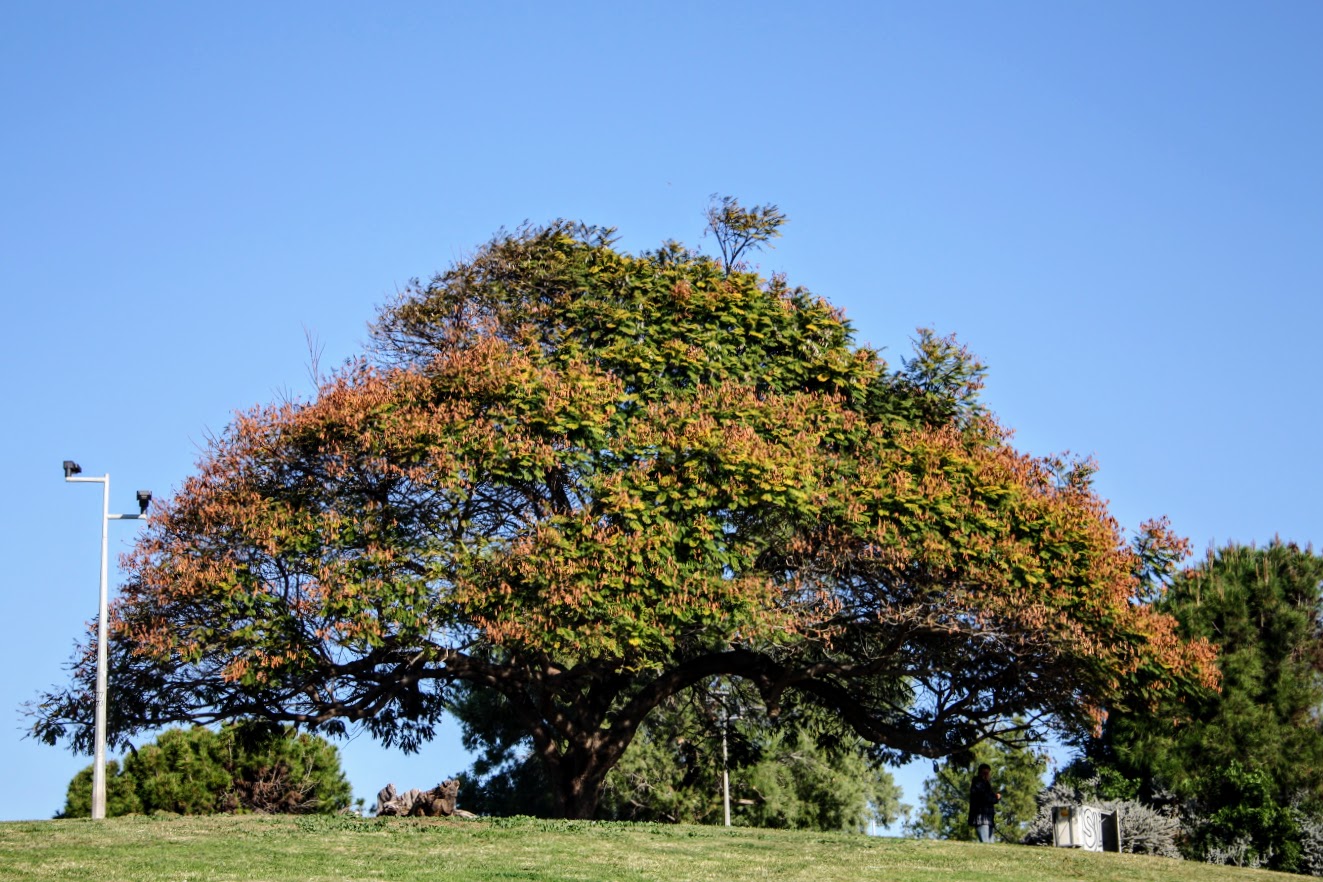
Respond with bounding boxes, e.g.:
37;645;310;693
546;737;622;819
514;658;726;818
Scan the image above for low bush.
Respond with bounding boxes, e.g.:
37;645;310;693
59;722;351;818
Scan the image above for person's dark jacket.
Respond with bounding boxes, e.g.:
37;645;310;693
968;777;1000;827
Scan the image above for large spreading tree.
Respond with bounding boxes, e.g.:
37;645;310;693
33;202;1216;818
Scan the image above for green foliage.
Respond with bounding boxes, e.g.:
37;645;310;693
59;723;351;818
1055;761;1142;803
906;738;1046;842
593;690;725;825
729;727;904;832
598;688;905;831
897;328;988;428
1082;540;1323;871
1198;762;1302;872
59;759;144;819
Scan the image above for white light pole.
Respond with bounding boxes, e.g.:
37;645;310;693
63;461;150;820
713;680;735;827
721;714;731;827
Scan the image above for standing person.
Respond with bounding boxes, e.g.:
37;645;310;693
968;763;1001;843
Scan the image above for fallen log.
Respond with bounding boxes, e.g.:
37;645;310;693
375;779;461;817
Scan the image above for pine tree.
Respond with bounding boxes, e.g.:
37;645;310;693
1086;540;1323;871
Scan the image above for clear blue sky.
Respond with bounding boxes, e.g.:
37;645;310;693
3;1;1320;824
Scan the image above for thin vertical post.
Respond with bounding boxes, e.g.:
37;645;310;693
722;716;731;826
65;469;147;820
92;474;111;820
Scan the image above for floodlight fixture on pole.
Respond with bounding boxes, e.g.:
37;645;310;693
63;461;149;820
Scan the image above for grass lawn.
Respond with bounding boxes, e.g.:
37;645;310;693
0;814;1296;882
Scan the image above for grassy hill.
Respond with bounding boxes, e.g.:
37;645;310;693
0;814;1297;882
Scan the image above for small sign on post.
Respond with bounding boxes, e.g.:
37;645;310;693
1051;805;1121;852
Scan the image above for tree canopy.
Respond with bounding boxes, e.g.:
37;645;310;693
1093;541;1323;800
33;201;1216;818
